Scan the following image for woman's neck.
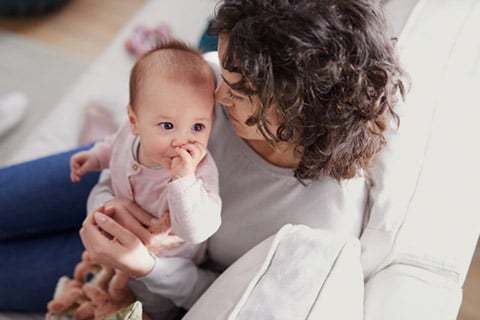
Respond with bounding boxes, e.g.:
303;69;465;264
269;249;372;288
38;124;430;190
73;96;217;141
244;139;301;169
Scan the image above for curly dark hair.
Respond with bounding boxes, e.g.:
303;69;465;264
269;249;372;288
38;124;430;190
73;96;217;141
209;0;407;181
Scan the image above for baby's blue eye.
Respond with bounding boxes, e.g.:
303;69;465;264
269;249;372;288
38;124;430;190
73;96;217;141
159;122;174;130
192;123;205;132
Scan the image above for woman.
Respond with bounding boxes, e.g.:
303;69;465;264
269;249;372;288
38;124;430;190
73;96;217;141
82;0;405;315
0;0;405;315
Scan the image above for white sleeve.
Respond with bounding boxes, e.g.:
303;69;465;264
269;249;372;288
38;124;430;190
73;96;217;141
86;169;114;213
168;175;222;243
167;153;222;244
138;256;219;309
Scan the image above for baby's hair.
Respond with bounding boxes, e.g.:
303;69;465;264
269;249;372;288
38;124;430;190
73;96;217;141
210;0;407;181
129;39;215;109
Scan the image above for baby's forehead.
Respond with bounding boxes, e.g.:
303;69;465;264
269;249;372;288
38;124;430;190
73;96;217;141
139;51;180;78
141;54;213;90
142;49;207;73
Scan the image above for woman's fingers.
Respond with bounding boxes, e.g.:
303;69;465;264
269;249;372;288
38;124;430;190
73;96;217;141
101;199;153;244
80;215;108;262
149;213;171;234
102;202;115;216
92;212;134;246
122;200;157;228
80;211;154;277
85;198;182;267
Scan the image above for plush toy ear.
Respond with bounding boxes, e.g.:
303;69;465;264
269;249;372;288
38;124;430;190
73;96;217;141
73;251;102;282
46;276;86;318
74;301;95;320
109;270;132;301
95;266;115;290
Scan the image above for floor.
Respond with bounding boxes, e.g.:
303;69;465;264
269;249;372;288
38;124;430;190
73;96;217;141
459;241;480;320
0;0;146;62
0;1;479;319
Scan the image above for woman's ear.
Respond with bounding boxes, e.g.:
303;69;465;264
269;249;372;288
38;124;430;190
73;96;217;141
127;105;139;135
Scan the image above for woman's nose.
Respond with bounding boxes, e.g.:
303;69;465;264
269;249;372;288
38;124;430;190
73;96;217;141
215;80;233;107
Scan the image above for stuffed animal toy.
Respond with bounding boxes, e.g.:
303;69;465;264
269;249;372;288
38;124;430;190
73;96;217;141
46;251;136;320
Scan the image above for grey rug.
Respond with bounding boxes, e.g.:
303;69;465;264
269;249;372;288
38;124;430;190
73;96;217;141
0;30;86;320
0;29;87;166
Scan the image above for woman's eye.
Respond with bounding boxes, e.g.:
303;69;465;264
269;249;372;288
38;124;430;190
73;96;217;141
227;89;242;101
159;122;174;130
192;123;205;132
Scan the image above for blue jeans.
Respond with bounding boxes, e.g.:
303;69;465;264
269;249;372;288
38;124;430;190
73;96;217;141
0;146;100;311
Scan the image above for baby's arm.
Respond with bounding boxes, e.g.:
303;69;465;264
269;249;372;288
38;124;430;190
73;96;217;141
70;150;101;182
72;122;123;183
167;152;221;244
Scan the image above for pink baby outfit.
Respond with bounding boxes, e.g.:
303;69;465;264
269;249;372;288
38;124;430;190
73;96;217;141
90;122;221;262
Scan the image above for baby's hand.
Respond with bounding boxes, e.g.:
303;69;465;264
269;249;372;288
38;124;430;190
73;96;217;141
70;151;100;182
170;142;206;179
147;212;185;255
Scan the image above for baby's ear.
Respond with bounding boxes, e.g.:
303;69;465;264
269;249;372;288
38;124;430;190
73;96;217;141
127;105;138;135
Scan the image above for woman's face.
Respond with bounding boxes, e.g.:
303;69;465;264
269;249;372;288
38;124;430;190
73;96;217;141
215;34;280;142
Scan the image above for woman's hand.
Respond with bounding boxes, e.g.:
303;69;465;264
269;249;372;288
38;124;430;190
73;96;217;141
100;198;163;245
79;206;155;277
81;199;184;270
100;198;184;251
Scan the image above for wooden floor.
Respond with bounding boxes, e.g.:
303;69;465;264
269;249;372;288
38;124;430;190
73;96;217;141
0;0;146;62
0;1;479;319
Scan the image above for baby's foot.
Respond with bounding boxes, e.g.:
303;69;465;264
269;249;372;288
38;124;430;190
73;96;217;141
80;102;118;145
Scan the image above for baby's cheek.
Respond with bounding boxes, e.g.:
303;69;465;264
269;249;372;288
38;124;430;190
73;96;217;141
159;158;172;170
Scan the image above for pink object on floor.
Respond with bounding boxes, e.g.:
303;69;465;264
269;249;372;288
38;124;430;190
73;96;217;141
125;24;171;57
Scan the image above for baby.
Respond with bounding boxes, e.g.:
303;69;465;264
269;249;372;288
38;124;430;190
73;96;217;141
68;39;221;319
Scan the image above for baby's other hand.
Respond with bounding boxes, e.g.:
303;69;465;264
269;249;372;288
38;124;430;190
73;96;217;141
69;150;99;182
147;212;185;255
70;151;87;182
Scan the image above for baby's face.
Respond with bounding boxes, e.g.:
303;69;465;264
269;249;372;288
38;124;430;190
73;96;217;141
130;75;215;168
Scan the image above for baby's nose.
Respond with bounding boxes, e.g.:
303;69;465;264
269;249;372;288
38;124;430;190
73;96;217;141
171;134;190;147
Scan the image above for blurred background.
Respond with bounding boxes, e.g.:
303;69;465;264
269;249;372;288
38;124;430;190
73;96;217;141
0;0;147;62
